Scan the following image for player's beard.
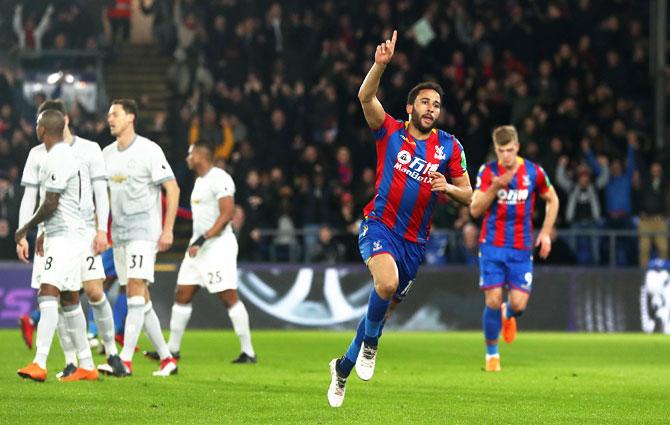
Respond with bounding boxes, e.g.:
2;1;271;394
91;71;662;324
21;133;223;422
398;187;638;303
410;109;437;134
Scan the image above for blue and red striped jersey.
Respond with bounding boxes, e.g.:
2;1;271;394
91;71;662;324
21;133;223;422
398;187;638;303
476;157;552;250
363;113;467;244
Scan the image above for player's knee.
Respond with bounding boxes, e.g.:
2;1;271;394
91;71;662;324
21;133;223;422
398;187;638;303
175;287;193;304
484;296;503;309
84;282;104;303
127;279;146;296
374;278;398;299
510;300;528;314
60;290;80;306
219;290;238;308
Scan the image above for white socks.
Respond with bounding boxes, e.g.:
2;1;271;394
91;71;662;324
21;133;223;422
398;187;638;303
143;301;171;360
34;296;59;369
56;308;78;366
120;296;146;362
228;301;255;357
167;303;192;353
90;294;118;356
62;304;94;370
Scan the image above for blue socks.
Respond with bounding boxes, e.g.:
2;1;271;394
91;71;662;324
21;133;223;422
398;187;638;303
364;288;389;345
338;317;366;377
338;289;391;378
483;306;501;355
113;292;128;335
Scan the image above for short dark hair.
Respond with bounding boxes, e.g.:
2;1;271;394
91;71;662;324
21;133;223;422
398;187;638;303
407;82;445;106
37;109;65;137
111;98;138;117
193;139;215;159
37;99;66;115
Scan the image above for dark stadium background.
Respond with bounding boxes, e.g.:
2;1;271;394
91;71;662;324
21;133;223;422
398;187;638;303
0;0;668;333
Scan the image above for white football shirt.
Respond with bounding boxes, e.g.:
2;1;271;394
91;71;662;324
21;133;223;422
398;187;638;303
190;166;235;243
70;136;107;230
21;144;47;189
39;142;84;237
20;144;47;233
103;135;175;244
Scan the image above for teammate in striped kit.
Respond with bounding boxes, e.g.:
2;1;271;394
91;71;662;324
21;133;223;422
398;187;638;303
469;125;559;372
327;30;473;407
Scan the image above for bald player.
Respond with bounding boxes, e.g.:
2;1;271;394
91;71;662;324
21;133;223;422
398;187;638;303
16;110;99;382
144;140;256;364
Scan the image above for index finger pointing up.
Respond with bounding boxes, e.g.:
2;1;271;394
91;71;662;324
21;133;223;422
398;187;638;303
390;30;397;46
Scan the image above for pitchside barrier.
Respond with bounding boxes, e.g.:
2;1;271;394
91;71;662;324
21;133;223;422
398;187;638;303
1;262;669;334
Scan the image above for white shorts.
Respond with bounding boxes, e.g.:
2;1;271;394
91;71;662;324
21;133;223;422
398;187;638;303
31;253;46;290
37;237;86;292
31;233;105;289
113;240;157;286
176;233;238;293
81;229;105;282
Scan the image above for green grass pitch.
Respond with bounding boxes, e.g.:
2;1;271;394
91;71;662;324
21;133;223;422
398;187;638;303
2;330;669;424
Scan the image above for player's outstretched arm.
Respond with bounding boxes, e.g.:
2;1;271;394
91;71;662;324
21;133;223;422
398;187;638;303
358;30;397;130
159;179;180;252
535;186;559;259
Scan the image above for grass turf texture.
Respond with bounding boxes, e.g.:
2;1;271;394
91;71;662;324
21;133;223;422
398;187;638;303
2;330;669;424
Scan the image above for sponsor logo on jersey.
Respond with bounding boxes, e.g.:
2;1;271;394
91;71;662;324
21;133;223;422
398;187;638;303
522;175;530;187
496;188;529;205
372;240;382;252
110;174;127;183
394;150;439;184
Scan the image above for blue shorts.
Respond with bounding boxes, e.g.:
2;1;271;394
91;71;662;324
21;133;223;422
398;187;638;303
478;245;533;293
358;218;425;302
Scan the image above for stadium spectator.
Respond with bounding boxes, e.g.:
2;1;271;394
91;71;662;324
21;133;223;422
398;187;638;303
140;0;175;53
556;153;608;265
0;175;20;259
13;4;54;51
308;225;345;264
0;0;665;266
107;0;132;45
603;137;639;265
451;222;479;265
637;161;670;267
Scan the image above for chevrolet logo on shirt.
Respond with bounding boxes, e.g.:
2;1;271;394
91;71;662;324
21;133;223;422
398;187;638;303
192;199;201;204
110;174;127;183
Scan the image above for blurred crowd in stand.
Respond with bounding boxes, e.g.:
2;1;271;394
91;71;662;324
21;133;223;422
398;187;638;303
0;0;668;267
